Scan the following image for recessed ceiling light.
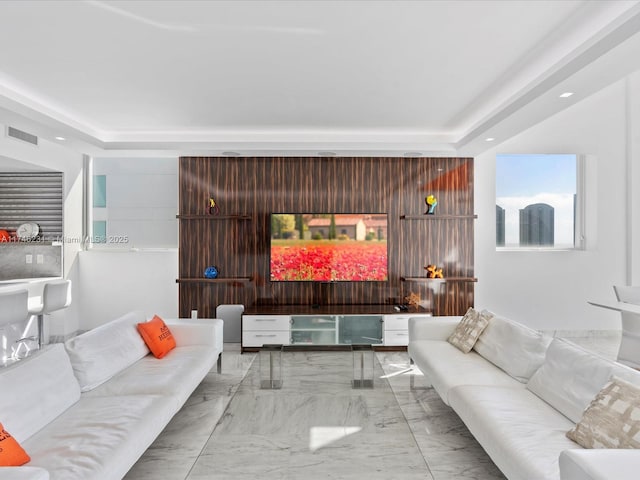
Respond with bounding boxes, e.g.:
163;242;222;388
559;92;574;98
485;137;495;142
317;151;336;157
221;151;240;157
55;136;66;141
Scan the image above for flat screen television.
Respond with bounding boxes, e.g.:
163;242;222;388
270;213;388;282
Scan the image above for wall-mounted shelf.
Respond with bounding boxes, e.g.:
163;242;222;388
176;277;252;284
400;214;477;220
401;277;478;283
176;214;252;220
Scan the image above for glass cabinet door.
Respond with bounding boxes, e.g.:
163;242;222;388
338;315;383;345
290;315;337;345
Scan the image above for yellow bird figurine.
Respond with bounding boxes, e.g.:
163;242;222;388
425;195;438;214
208;196;220;215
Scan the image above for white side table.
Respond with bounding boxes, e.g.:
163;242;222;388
588;299;640;368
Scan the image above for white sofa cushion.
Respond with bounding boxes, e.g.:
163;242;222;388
82;319;222;404
23;394;176;480
560;449;640;480
408;316;460;342
64;311;150;392
409;340;522;405
449;384;580;480
165;318;223;352
0;344;80;442
0;466;50;479
84;345;218;408
526;338;638;423
473;315;551;382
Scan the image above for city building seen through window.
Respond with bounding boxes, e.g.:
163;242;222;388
496;153;581;249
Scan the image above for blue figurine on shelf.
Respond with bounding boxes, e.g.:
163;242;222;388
204;266;219;279
425;194;438;214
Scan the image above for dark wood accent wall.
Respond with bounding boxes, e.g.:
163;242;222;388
178;157;474;318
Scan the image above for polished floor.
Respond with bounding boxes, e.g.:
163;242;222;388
188;350;430;480
124;333;621;480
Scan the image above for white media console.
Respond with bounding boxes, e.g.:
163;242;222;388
241;305;438;352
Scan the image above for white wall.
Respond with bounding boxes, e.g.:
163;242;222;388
77;157;179;331
0;127;84;338
475;78;636;331
628;72;640;284
0;130;84;277
77;250;178;330
92;157;178;248
0;140;180;335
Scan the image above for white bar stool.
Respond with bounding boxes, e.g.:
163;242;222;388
0;289;30;363
27;280;72;348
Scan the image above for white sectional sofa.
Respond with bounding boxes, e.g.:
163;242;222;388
0;311;223;480
408;314;640;480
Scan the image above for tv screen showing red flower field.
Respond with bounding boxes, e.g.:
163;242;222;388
270;214;388;282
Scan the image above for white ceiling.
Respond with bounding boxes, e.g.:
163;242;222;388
0;0;639;157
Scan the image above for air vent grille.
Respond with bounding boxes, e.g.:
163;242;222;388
7;126;38;146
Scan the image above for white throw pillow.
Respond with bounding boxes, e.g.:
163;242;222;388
473;315;551;382
65;311;150;392
526;338;633;423
0;344;81;441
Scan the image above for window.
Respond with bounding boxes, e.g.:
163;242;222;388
89;157;178;249
93;175;106;208
496;154;584;250
92;220;107;244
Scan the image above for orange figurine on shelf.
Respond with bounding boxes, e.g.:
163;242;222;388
425;264;443;278
404;292;421;309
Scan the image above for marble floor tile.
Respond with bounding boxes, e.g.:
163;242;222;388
189;351;432;480
186;434;291;480
124;448;200;480
190;432;431;480
427;460;506;480
215;392;409;436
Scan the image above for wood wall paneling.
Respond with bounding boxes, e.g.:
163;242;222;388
178;157;474;318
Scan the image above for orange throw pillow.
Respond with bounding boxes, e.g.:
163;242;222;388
137;315;176;359
0;423;30;466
